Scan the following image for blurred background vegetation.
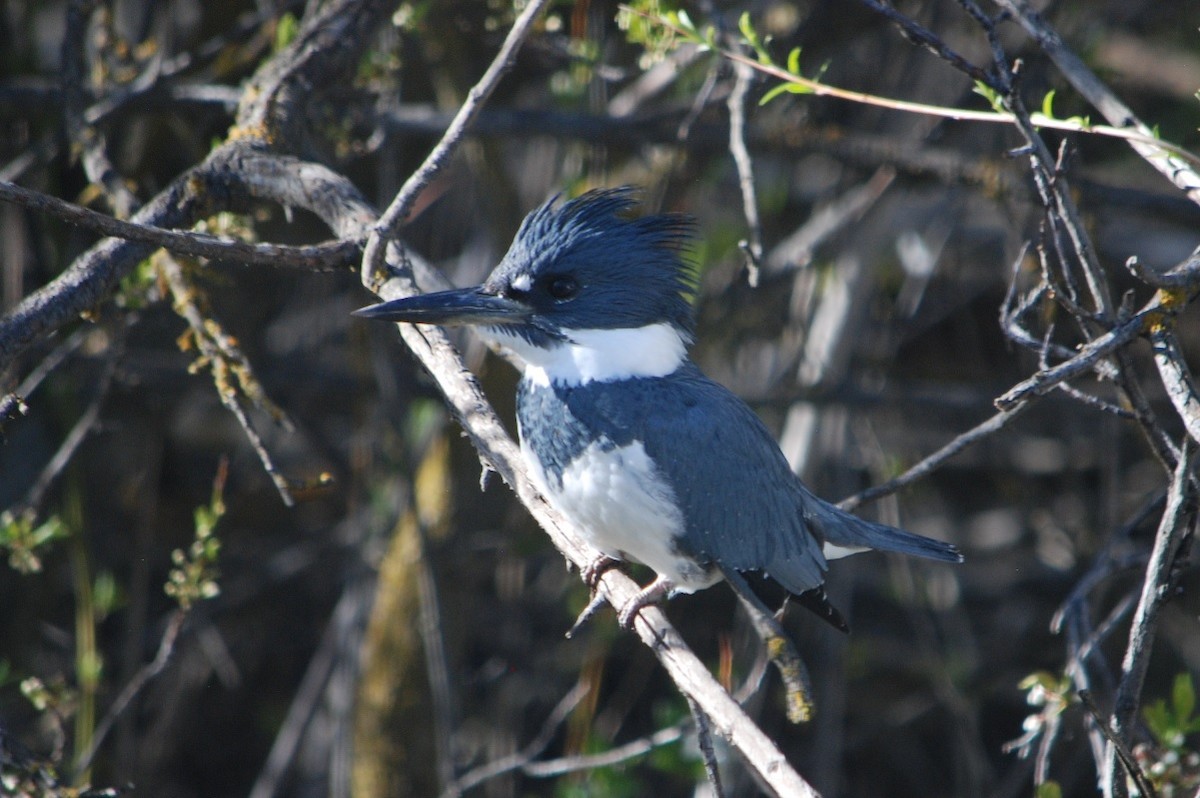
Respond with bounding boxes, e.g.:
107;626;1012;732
1;0;1199;796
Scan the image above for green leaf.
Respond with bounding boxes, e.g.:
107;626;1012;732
759;83;792;105
1144;700;1172;744
787;46;801;75
758;80;816;103
738;10;754;42
1035;781;1063;798
1172;672;1195;725
273;12;299;53
973;80;1003;112
93;571;121;620
674;9;695;35
739;11;772;65
1041;89;1057;118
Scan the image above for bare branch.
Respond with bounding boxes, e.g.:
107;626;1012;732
686;694;726;798
0;180;359;271
0;326;88;422
1079;690;1158;798
839;402;1029;511
1149;323;1200;447
72;611;186;775
853;0;1002;89
992;0;1200;205
0;0;391;375
763;168;895;277
520;724;686;778
441;682;592;797
993;297;1167;411
16;335;117;512
1126;246;1200;289
364;0;554;286
1105;446;1195;795
728;58;764;285
158;252;298;506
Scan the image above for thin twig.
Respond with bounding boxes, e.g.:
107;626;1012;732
414;522;458;795
986;12;1191;490
1106;445;1195;795
1004;84;1113;319
992;0;1200;204
362;0;553;287
853;0;1001;89
628;8;1200;168
522;724;686;778
0;180;360;271
686;694;726;798
1078;690;1158;798
159;253;298;506
440;682;592;796
72;611;186;774
1148;323;1200;446
1126;247;1200;289
720;566;814;723
13;326;120;512
993;299;1162;411
0;326;89;423
839;402;1029;511
728;58;763;286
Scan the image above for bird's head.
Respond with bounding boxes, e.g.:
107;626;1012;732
355;187;698;384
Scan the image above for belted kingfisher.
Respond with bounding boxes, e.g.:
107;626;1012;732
355;187;961;630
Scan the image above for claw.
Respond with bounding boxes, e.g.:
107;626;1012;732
616;575;674;629
582;555;621;590
566;591;608;638
567;556;622;638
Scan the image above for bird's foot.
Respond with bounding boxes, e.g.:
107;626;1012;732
582;555;621;591
617;576;675;629
566;556;623;638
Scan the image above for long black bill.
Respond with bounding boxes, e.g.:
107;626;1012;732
352;287;530;327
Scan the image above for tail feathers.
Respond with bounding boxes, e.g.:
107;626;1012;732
794;587;850;633
808;499;962;563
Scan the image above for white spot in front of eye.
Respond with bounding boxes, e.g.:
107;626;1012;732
511;273;533;293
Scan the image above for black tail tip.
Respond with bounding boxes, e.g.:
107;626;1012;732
795;587;850;634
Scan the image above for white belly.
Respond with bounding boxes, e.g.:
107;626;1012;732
520;437;719;592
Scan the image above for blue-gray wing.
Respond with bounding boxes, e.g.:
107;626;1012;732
554;366;960;594
565;366;829;594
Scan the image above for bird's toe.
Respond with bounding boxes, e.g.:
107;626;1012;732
616;576;674;629
582;554;622;590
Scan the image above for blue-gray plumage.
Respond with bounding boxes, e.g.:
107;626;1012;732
355;187;961;630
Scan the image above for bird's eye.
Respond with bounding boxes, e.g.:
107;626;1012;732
546;275;580;301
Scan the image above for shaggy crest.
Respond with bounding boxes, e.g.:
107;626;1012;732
485;187;697;336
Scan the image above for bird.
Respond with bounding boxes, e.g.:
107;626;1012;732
354;187;961;631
